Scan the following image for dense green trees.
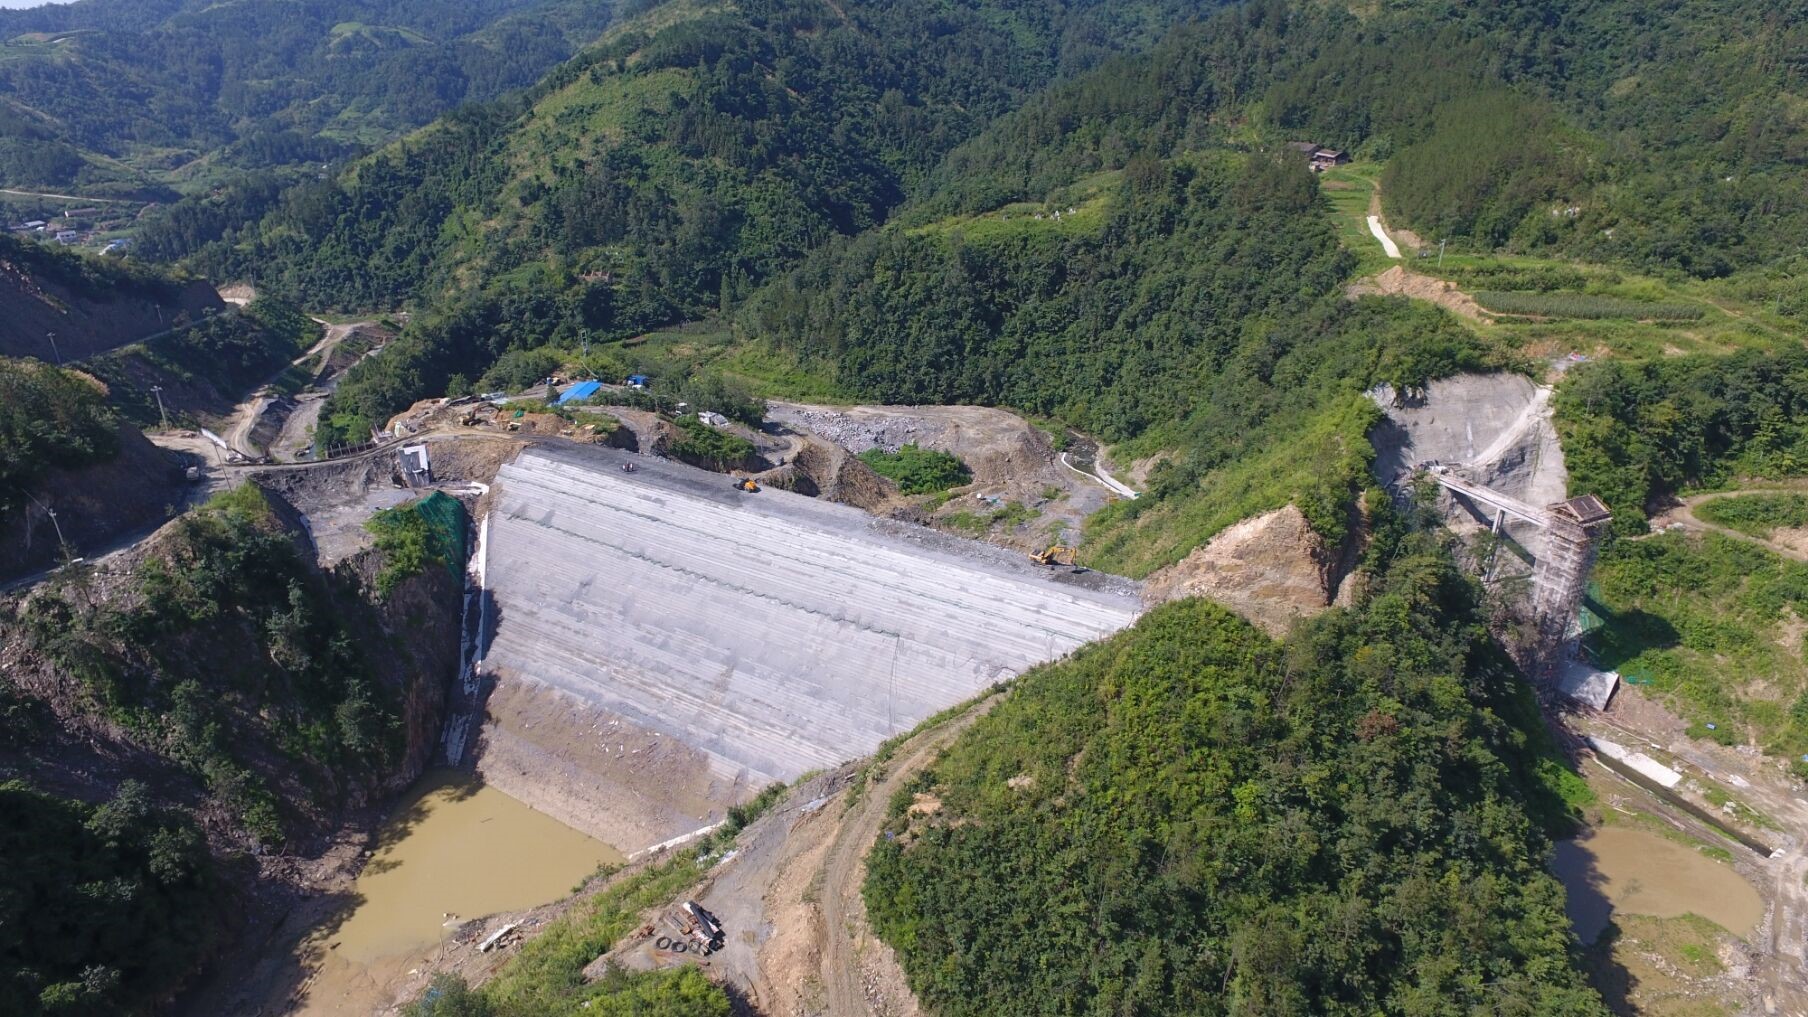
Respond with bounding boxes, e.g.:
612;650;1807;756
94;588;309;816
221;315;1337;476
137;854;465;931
0;359;119;513
865;544;1603;1015
753;148;1497;569
1556;348;1808;529
0;0;618;189
0;781;217;1017
858;446;972;495
157;0;1229;439
749;153;1355;441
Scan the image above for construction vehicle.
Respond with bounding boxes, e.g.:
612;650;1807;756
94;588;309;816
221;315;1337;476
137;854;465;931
1029;545;1078;567
733;477;760;493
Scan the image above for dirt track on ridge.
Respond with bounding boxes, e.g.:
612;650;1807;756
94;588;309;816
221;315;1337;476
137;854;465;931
816;697;997;1016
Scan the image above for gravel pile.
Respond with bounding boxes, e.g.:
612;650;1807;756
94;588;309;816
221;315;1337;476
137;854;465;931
780;409;940;454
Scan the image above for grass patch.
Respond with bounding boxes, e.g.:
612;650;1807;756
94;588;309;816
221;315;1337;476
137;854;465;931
943;500;1037;535
1317;162;1395;276
910;191;1111;245
1588;532;1808;769
1584;912;1735;1015
1695;492;1808;538
857;444;970;494
475;855;711;1014
1083;396;1378;577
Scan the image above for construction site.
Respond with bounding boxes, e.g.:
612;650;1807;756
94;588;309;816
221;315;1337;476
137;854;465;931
1370;372;1616;706
471;443;1141;849
25;353;1808;1017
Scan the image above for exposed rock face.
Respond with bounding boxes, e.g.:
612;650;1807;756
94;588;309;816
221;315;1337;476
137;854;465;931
1142;505;1347;638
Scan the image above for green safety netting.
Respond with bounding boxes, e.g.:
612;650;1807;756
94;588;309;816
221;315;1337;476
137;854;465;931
413;490;469;574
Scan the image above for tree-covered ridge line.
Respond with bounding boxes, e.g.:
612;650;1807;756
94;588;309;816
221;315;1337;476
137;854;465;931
153;0;1223;307
0;0;621;194
904;0;1808;282
129;0;1803;478
865;537;1603;1015
161;0;1229;445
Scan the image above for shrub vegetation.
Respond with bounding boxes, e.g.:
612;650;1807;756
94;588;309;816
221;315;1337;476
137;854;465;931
1472;291;1703;321
865;542;1604;1015
857;445;971;494
1695;493;1808;539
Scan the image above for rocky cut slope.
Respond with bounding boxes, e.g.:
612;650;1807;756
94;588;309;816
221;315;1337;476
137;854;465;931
0;483;465;1016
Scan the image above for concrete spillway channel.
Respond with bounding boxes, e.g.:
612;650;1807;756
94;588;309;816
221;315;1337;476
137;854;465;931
472;444;1143;850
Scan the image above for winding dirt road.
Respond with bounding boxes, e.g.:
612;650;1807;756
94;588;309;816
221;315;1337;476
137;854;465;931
1649;484;1808;562
817;695;998;1017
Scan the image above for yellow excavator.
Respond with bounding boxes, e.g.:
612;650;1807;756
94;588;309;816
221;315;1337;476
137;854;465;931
733;477;760;493
1029;544;1077;567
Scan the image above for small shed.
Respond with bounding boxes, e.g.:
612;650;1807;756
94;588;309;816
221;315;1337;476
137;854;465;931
1309;148;1349;171
1552;494;1612;528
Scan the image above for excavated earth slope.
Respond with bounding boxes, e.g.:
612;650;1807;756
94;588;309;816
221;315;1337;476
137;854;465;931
474;444;1141;851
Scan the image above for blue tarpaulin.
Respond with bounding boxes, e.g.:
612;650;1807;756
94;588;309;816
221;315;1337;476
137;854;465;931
557;380;602;405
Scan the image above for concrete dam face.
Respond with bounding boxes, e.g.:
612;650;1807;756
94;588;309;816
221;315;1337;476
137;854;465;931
474;445;1142;851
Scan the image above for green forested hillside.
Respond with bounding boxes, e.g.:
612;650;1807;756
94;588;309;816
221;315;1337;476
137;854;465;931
147;0;1226;441
0;0;618;193
0;358;117;512
865;541;1601;1016
732;0;1808;567
0;780;216;1016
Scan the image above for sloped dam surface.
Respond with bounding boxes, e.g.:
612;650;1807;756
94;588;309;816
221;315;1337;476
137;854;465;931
474;445;1142;851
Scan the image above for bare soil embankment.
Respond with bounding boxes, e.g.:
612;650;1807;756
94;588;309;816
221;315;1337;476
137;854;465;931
1142;502;1366;637
0;423;196;584
0;264;222;361
768;402;1117;550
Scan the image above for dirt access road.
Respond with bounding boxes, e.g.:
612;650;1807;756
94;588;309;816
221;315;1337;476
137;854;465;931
816;698;997;1016
219;317;382;461
679;695;1000;1017
1650;484;1808;562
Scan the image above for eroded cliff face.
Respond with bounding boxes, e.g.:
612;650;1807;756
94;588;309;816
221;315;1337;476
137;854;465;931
0;483;465;843
337;547;464;801
1141;499;1370;638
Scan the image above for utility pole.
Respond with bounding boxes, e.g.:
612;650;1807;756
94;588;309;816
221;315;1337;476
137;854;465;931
46;330;61;364
47;507;69;563
25;493;71;563
1437;238;1447;270
150;384;169;429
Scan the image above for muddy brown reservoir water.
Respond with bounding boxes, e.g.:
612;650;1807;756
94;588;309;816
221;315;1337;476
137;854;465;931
1551;825;1762;945
331;772;625;961
289;773;623;1014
